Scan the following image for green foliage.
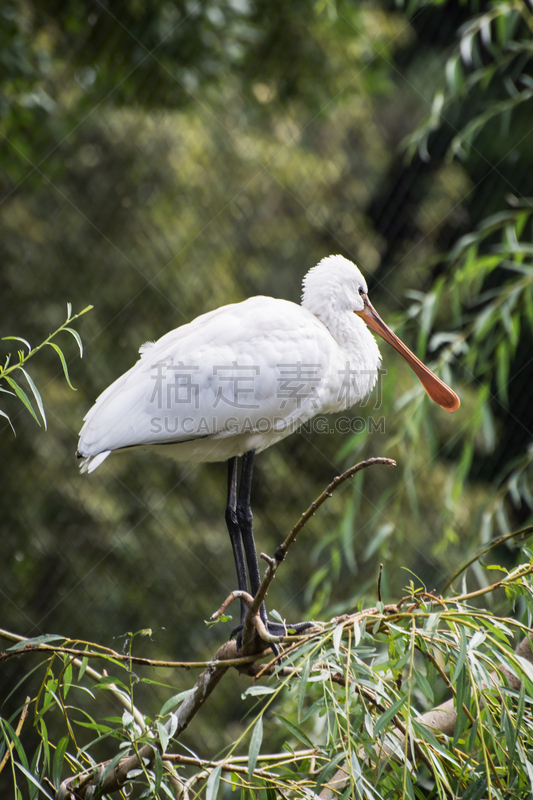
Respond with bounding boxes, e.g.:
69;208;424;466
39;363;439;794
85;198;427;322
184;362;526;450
2;548;533;798
0;305;92;434
403;0;533;162
385;0;533;592
2;0;533;798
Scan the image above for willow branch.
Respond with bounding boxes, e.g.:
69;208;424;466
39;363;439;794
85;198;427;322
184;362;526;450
318;634;533;800
0;627;257;669
0;696;30;775
246;458;396;630
57;631;285;799
452;563;533;603
0;629;148;733
441;524;533;593
57;639;247;799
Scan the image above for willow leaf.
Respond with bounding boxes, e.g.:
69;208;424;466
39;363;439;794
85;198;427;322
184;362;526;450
46;342;75;390
4;376;39;425
20;368;47;429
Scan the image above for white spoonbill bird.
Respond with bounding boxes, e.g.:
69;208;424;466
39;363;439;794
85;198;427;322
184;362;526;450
77;255;459;637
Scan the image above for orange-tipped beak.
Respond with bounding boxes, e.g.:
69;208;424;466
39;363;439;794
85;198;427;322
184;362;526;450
356;294;460;412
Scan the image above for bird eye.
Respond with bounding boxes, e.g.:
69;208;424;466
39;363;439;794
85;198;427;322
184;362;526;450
358;286;365;296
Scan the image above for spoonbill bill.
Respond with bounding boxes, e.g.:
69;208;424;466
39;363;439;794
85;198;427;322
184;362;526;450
77;255;459;637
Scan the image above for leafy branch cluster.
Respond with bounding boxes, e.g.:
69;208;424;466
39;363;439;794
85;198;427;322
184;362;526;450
0;305;92;434
406;206;533;537
403;0;533;162
1;544;533;799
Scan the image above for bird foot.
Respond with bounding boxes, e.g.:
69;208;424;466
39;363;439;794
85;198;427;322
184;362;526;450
211;589;316;652
232;618;315;653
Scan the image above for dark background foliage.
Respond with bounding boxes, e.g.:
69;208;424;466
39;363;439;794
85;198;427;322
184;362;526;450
2;0;533;779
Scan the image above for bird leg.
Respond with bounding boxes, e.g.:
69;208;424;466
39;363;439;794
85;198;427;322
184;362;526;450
225;456;249;626
236;452;313;642
227;451;314;649
235;450;269;628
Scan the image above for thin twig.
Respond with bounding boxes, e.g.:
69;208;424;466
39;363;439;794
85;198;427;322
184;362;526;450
0;628;263;670
211;591;287;645
246;458;396;627
441;524;533;593
165;749;317;767
453;563;533;603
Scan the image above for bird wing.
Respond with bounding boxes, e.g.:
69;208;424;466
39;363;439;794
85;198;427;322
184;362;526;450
78;296;343;459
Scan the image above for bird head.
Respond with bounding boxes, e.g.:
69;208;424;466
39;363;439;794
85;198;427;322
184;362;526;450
304;255;460;413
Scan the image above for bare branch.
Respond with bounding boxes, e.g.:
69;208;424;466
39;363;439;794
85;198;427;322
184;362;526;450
246;458;396;627
0;627;257;669
442;524;533;593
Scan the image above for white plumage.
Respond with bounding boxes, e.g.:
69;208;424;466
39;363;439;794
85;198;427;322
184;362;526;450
78;255;458;473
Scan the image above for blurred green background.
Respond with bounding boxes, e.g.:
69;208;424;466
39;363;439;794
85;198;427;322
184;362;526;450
2;0;533;772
